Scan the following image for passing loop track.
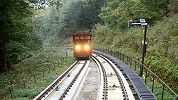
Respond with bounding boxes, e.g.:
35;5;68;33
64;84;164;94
34;60;89;100
58;60;87;100
92;54;135;100
92;55;108;100
34;53;135;100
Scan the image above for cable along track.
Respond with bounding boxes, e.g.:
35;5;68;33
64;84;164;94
92;54;135;100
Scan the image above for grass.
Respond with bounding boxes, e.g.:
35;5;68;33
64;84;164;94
0;49;75;100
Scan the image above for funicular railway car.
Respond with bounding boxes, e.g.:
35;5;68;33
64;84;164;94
72;32;92;60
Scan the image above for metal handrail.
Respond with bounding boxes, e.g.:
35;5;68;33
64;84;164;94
95;47;178;100
117;50;178;97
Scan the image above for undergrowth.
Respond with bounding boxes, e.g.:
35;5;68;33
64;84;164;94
0;48;75;100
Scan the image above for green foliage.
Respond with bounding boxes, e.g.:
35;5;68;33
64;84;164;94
140;0;169;18
147;14;178;60
99;0;177;29
0;49;75;99
99;1;130;28
93;0;178;94
0;0;42;72
94;14;178;93
93;24;114;46
168;0;178;14
60;0;83;34
35;0;105;38
140;0;169;10
60;0;105;34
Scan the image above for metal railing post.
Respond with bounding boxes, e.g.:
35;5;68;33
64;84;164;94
130;58;133;69
152;76;155;92
119;52;120;59
145;69;147;84
123;54;125;61
127;55;128;63
111;50;113;55
161;84;165;100
135;61;136;71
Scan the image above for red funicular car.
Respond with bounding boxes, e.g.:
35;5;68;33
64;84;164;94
72;32;92;60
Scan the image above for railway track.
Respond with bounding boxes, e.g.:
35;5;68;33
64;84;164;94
34;53;136;100
92;54;135;100
34;60;90;100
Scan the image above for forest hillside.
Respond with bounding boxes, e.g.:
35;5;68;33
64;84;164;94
93;0;178;93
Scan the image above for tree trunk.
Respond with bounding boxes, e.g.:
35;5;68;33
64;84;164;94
0;46;8;72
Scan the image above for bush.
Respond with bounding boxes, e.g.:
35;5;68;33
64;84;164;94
94;14;178;93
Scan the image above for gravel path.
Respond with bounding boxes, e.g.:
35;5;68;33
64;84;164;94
76;60;100;100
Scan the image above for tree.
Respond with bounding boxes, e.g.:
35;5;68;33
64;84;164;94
140;0;169;18
78;0;105;30
0;0;41;72
56;0;105;36
168;0;178;15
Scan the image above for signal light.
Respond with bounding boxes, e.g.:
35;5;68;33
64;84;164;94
84;44;90;51
75;45;81;51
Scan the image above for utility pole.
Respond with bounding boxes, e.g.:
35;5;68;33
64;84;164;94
128;19;148;77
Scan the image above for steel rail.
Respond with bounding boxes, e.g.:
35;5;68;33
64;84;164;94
58;60;87;100
34;61;78;100
97;54;129;99
91;55;108;100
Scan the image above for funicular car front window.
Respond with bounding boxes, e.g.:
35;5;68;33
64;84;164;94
74;37;79;39
80;36;84;39
74;39;89;44
85;36;91;39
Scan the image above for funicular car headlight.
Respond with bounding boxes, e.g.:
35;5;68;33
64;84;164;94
84;44;90;51
75;45;81;51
